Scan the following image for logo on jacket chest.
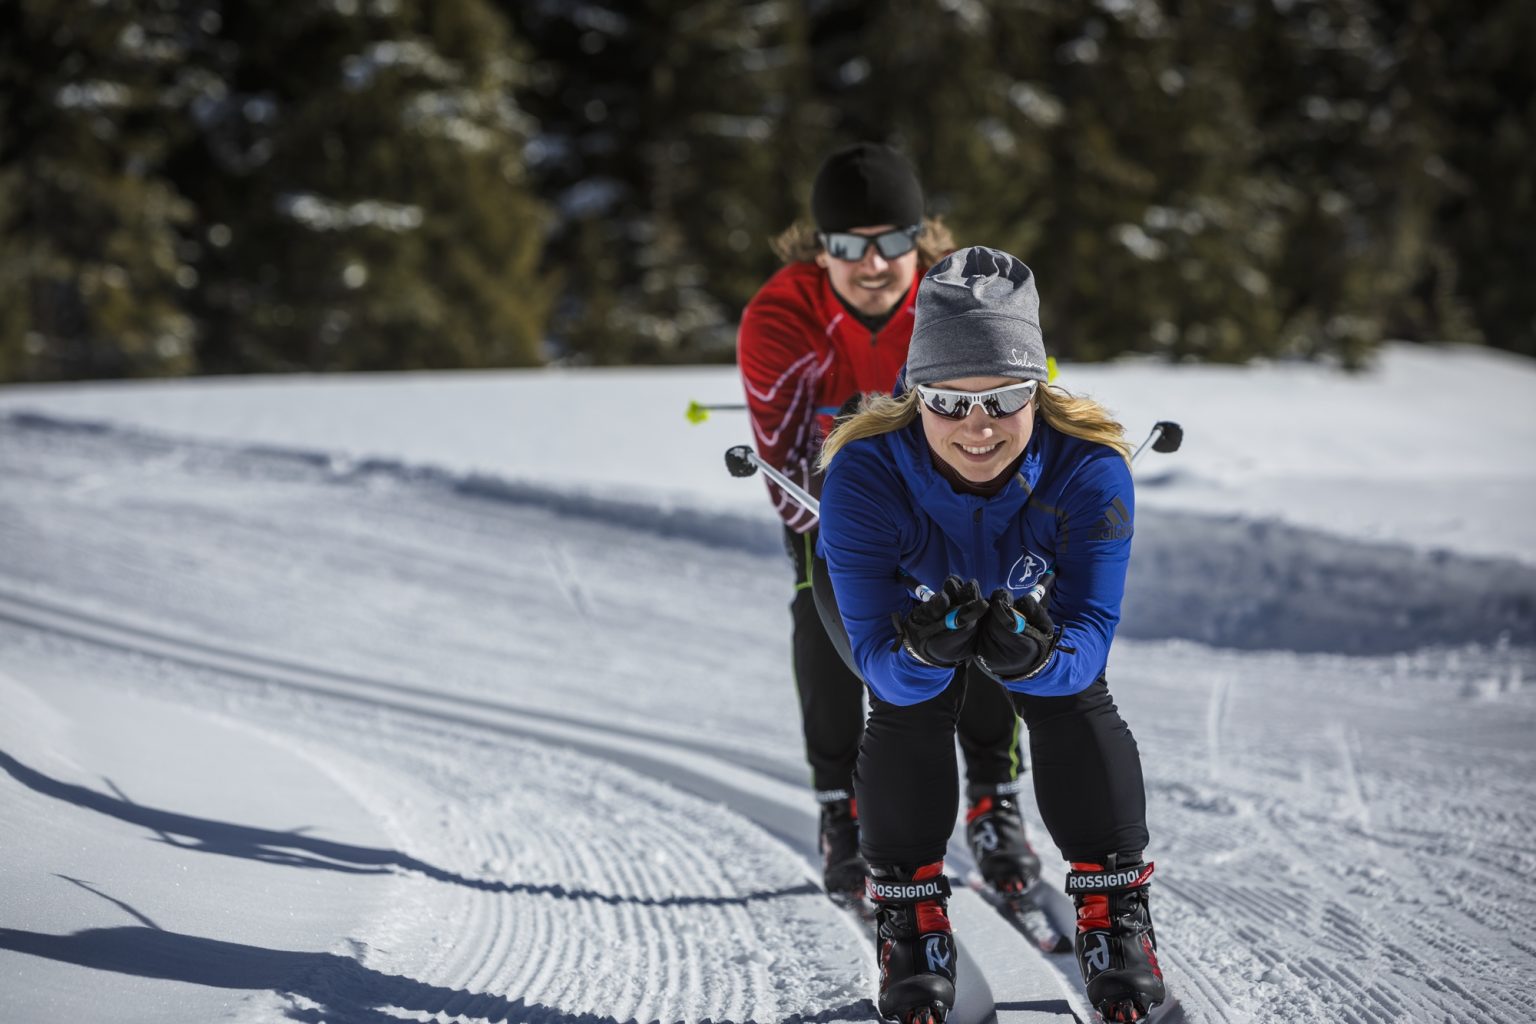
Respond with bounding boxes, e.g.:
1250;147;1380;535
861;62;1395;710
1007;549;1050;591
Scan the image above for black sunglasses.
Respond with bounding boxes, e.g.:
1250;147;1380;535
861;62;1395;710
914;380;1038;420
819;226;921;262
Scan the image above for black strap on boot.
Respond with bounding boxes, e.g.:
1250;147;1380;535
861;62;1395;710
867;872;953;908
1065;859;1154;896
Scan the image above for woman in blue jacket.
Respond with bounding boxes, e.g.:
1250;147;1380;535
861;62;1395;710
815;246;1163;1024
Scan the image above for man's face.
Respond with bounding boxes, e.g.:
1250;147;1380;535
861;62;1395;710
815;224;920;318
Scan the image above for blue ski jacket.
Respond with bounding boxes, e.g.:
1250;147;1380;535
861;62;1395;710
817;417;1134;705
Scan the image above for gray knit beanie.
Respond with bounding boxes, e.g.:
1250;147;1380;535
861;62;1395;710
905;246;1048;387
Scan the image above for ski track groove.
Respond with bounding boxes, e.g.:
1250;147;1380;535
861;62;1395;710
576;814;642;1016
1202;674;1229;779
465;857;513;1017
1436;974;1511;1022
605;831;650;1018
631;851;669;1021
1155;947;1230;1023
1127;661;1536;1024
360;720;789;1024
480;830;541;1010
539;826;596;1014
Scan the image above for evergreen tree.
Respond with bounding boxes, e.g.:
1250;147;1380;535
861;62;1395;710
0;0;198;381
5;0;1529;378
509;0;811;364
1428;0;1535;355
817;1;1288;364
173;0;550;373
1242;0;1432;365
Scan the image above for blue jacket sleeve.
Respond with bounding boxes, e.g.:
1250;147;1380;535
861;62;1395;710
1005;448;1134;697
818;447;956;706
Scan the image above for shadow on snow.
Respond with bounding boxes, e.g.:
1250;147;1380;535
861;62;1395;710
0;750;818;910
0;922;877;1024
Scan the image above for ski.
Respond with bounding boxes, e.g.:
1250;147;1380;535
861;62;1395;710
963;870;1071;954
828;887;877;926
828;887;880;950
902;1002;948;1024
1094;996;1186;1024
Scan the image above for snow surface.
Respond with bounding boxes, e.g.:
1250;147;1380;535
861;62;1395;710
3;341;1534;565
1;342;1533;1023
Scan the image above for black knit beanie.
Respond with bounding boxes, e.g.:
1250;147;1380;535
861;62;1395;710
810;143;925;233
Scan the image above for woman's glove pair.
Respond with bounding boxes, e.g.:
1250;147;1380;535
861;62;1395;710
892;575;1056;680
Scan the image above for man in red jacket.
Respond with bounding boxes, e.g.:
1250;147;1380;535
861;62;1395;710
737;143;1041;906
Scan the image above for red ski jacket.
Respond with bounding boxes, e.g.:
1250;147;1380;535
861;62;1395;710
737;260;921;532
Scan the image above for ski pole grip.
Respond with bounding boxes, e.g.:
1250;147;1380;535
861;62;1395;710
724;445;758;478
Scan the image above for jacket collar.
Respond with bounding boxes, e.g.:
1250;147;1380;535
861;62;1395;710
884;419;1044;544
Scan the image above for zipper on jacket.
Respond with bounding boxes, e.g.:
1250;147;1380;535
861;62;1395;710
971;505;985;579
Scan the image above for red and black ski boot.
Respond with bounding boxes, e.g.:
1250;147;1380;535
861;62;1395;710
867;861;956;1024
965;786;1043;896
818;796;868;908
1066;856;1165;1022
966;787;1067;952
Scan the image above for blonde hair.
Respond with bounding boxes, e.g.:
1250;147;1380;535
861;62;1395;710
817;389;922;470
770;216;956;269
817;384;1131;472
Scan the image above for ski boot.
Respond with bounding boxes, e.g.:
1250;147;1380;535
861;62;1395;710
1066;855;1165;1022
818;796;868;908
965;785;1043;897
965;787;1066;952
867;861;956;1024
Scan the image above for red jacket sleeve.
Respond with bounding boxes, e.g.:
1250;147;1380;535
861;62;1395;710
737;271;832;533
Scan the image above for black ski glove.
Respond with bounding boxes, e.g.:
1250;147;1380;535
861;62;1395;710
891;576;987;668
974;588;1057;680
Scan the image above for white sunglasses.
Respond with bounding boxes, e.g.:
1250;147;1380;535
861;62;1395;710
914;380;1038;419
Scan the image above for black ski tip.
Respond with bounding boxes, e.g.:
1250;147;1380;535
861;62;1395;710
724;445;758;477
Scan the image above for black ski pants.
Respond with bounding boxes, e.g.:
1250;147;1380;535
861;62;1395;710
810;545;1149;867
786;526;1020;800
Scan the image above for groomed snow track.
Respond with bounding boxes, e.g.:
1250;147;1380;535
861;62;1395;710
0;585;1104;1023
3;415;1532;1023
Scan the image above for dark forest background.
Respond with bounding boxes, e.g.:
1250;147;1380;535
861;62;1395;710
1;0;1531;382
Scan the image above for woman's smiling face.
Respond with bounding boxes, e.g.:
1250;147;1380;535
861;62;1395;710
917;376;1035;483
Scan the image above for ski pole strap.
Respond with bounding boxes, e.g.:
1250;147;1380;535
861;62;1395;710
1065;861;1155;895
867;874;953;905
